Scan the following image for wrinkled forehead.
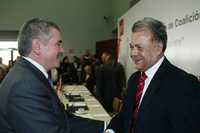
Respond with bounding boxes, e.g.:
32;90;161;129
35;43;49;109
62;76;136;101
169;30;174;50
132;29;154;42
133;27;153;36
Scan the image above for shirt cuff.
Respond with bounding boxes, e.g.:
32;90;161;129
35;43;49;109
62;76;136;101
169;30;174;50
104;129;115;133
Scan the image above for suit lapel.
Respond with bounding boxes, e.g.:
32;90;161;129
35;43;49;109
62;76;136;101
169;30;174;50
17;58;52;89
17;58;68;122
138;58;170;116
17;58;61;106
125;72;140;131
128;72;140;112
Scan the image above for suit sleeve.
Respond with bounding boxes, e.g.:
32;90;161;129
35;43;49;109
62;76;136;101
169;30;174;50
67;113;104;133
106;73;138;133
168;75;200;132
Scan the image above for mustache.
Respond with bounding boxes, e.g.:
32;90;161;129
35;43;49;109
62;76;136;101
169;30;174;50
130;55;136;59
130;55;142;61
130;55;133;59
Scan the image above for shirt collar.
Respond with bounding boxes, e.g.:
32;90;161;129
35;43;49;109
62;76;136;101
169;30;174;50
23;56;49;79
145;56;164;80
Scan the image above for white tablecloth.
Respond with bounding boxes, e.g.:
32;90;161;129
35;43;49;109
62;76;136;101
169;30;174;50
60;85;111;122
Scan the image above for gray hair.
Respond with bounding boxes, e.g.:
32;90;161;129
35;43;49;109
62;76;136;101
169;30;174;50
132;17;167;52
18;18;61;56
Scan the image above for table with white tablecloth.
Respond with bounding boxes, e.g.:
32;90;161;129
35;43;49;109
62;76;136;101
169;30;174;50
60;85;111;122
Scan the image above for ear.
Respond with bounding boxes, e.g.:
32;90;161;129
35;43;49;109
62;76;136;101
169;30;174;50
32;39;41;56
156;42;164;56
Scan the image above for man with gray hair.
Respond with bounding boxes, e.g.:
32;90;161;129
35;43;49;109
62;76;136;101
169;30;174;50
0;18;103;133
105;17;200;133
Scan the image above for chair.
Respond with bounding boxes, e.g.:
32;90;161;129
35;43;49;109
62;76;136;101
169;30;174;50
112;97;123;113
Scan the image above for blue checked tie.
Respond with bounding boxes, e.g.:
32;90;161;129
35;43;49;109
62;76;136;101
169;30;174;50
48;78;54;88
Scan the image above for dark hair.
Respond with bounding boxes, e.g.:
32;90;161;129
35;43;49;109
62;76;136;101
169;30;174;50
18;18;61;56
132;17;167;52
62;56;70;64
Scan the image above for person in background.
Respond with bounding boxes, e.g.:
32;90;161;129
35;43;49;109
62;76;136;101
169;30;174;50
81;49;93;69
80;64;95;95
0;67;6;83
71;56;82;83
0;18;103;133
0;57;8;81
60;55;78;84
72;56;81;70
96;51;126;113
105;17;200;133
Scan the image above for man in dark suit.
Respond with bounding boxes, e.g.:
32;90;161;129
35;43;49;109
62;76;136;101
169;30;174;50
96;52;126;113
105;17;200;133
0;18;103;133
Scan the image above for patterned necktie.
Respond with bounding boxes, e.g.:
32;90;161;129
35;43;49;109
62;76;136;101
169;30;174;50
133;72;147;119
48;78;54;88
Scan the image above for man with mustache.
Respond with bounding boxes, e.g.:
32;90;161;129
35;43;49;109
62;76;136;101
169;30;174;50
0;18;103;133
105;17;200;133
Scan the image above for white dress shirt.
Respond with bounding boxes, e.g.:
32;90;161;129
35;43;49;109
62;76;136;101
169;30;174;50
139;56;164;105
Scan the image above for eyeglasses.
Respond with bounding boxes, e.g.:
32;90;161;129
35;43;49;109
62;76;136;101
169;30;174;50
56;40;63;48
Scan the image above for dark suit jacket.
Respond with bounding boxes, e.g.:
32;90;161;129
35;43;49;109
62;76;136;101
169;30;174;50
80;72;95;94
60;62;78;84
96;61;126;112
107;57;200;133
0;58;103;133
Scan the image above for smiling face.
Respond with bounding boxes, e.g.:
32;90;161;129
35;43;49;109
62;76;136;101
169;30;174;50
130;29;163;72
40;28;64;71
